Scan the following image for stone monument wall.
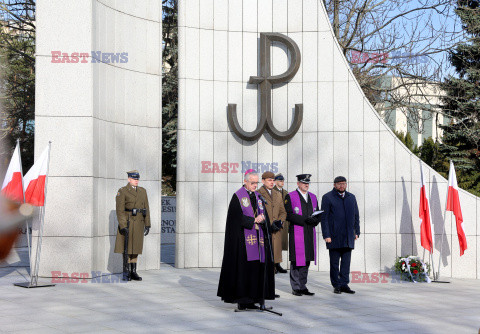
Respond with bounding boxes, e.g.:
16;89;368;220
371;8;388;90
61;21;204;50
176;0;480;278
34;0;162;276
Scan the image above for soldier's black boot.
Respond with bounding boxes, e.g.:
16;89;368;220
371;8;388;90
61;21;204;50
130;263;142;281
122;259;131;281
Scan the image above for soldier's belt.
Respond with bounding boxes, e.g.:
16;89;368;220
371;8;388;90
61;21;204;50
125;208;147;217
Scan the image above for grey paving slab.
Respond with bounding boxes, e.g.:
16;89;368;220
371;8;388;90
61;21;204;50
0;266;480;333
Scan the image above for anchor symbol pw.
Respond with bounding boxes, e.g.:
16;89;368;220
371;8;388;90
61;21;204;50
227;33;303;142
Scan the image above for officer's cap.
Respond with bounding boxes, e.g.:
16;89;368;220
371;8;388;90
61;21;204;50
274;173;284;181
127;170;140;180
334;176;347;183
296;174;312;184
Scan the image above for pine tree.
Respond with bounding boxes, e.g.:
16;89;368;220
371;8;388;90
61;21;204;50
162;0;178;194
0;1;36;173
439;0;480;196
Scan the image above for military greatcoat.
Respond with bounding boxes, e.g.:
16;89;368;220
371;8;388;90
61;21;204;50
114;183;151;254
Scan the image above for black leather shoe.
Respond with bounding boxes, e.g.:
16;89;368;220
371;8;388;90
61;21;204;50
340;285;355;294
275;294;280;298
333;287;342;294
275;264;287;274
301;289;315;296
122;270;130;281
130;263;142;281
292;289;303;296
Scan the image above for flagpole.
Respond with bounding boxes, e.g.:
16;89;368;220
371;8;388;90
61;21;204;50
17;139;32;276
15;142;55;288
31;141;52;286
420;160;436;281
435;160;451;283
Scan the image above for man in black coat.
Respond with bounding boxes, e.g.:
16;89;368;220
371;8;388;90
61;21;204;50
217;170;275;310
320;176;360;294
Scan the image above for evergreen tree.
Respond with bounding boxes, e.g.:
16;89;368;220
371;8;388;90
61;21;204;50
0;1;36;173
162;0;178;194
439;0;480;196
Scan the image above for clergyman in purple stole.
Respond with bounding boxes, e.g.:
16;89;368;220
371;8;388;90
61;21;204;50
284;173;321;296
217;171;276;309
235;187;265;263
289;191;318;266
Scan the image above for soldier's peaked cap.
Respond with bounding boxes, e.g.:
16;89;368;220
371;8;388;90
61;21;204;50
296;174;312;184
127;170;140;179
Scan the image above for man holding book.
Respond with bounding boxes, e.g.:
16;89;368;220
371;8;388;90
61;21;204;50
284;174;322;296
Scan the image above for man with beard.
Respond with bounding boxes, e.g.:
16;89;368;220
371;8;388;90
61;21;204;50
217;170;275;310
320;176;360;294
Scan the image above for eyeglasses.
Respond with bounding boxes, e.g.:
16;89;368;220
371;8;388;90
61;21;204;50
336;182;347;186
248;182;259;185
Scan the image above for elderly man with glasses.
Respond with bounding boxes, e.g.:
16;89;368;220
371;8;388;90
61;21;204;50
217;170;275;311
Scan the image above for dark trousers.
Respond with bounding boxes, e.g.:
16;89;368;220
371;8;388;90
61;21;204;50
329;248;352;288
290;261;310;291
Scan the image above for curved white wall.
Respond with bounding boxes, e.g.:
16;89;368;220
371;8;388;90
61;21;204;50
176;0;480;278
34;0;162;276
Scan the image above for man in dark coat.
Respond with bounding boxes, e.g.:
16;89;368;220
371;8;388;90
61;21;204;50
284;174;321;296
273;173;289;266
320;176;360;294
217;170;275;310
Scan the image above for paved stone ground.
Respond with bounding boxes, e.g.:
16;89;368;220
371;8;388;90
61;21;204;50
0;265;479;333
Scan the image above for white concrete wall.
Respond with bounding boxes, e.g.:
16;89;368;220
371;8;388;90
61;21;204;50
34;0;162;276
176;0;480;279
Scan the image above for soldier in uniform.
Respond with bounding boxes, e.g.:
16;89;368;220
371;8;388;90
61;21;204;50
114;170;151;281
273;173;289;273
258;171;287;275
274;173;288;201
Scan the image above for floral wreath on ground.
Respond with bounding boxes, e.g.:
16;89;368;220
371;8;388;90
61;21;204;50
394;255;431;283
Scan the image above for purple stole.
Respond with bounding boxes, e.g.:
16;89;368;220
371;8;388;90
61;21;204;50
289;190;318;266
235;187;265;263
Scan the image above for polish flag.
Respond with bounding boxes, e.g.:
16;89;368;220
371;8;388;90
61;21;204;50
419;162;433;253
23;145;50;207
446;161;467;256
1;141;24;203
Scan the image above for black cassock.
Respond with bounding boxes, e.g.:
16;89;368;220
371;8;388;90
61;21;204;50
217;191;275;304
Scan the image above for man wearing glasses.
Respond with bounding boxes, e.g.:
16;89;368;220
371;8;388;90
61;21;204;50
217;170;275;311
320;176;360;294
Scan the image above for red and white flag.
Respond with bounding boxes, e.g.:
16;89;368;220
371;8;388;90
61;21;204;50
23;145;50;207
419;162;433;253
1;141;24;203
446;160;467;256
